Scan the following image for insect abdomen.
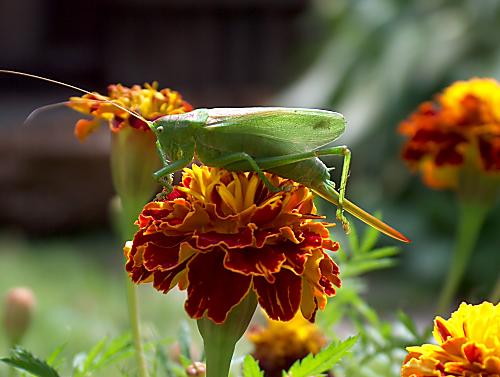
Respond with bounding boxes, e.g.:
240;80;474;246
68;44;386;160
266;158;330;188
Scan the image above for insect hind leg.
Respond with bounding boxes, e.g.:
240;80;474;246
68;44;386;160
255;145;351;231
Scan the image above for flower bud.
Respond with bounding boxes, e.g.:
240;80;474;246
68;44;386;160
3;287;36;346
186;361;206;377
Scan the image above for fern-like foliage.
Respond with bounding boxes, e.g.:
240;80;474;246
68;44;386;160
284;336;358;377
242;355;264;377
0;347;60;377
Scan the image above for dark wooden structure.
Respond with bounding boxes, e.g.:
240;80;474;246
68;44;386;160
0;0;310;233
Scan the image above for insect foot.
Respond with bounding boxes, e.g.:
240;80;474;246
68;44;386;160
158;175;174;192
279;184;294;192
155;191;169;201
336;209;351;234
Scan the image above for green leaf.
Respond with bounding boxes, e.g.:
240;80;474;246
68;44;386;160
91;334;134;371
155;345;177;377
72;334;134;377
178;354;192;369
365;246;400;260
80;337;108;375
179;321;192;360
346;219;360;255
46;343;66;370
285;336;358;377
242;355;264;377
1;347;60;377
397;311;420;340
359;211;382;254
342;258;396;278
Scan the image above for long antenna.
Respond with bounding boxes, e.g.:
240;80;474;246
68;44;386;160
0;70;152;126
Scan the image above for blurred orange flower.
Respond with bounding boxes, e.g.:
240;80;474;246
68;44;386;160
124;165;341;324
248;312;326;377
68;82;193;141
399;78;500;189
401;302;500;377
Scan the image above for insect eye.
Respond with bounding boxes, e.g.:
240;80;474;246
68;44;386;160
156;126;164;133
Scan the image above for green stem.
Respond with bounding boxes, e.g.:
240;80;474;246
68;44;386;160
126;279;148;377
197;292;257;377
436;200;489;315
120;200;149;377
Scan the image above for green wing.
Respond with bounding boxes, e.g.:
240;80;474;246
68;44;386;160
204;107;345;151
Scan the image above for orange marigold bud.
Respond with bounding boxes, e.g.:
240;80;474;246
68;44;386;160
186;361;206;377
3;287;36;346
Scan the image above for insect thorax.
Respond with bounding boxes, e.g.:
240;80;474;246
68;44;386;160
152;109;209;161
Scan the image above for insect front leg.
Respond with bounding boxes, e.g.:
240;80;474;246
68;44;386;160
204;152;281;192
153;157;192;193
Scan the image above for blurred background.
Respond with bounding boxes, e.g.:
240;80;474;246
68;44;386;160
1;0;499;366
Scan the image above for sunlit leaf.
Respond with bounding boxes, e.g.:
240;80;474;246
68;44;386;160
242;355;264;377
285;336;357;377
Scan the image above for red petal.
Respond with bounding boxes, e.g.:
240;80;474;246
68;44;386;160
153;258;190;293
194;226;254;250
224;245;286;282
251;203;282;226
463;343;483;364
253;269;301;321
184;248;252;323
283;244;311;275
319;255;341;295
254;229;280;248
435;318;453;342
129;265;153;283
143;235;187;271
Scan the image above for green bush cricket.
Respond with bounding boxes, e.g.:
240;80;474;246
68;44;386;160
0;70;410;243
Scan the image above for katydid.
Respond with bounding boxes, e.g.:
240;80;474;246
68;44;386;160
0;70;410;243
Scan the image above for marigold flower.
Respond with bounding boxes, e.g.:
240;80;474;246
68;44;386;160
67;82;193;211
248;312;327;377
124;165;341;324
68;82;193;141
399;78;500;189
401;302;500;377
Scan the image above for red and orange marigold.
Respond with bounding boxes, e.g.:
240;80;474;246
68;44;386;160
68;82;193;141
124;165;341;324
401;301;500;377
399;78;500;189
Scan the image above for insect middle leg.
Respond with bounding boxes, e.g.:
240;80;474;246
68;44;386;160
256;146;351;224
203;152;281;192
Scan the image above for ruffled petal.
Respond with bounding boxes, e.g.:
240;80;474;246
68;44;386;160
185;248;252;324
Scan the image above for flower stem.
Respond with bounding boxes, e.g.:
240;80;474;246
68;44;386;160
436;200;489;315
119;200;149;377
197;292;257;377
125;279;148;377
